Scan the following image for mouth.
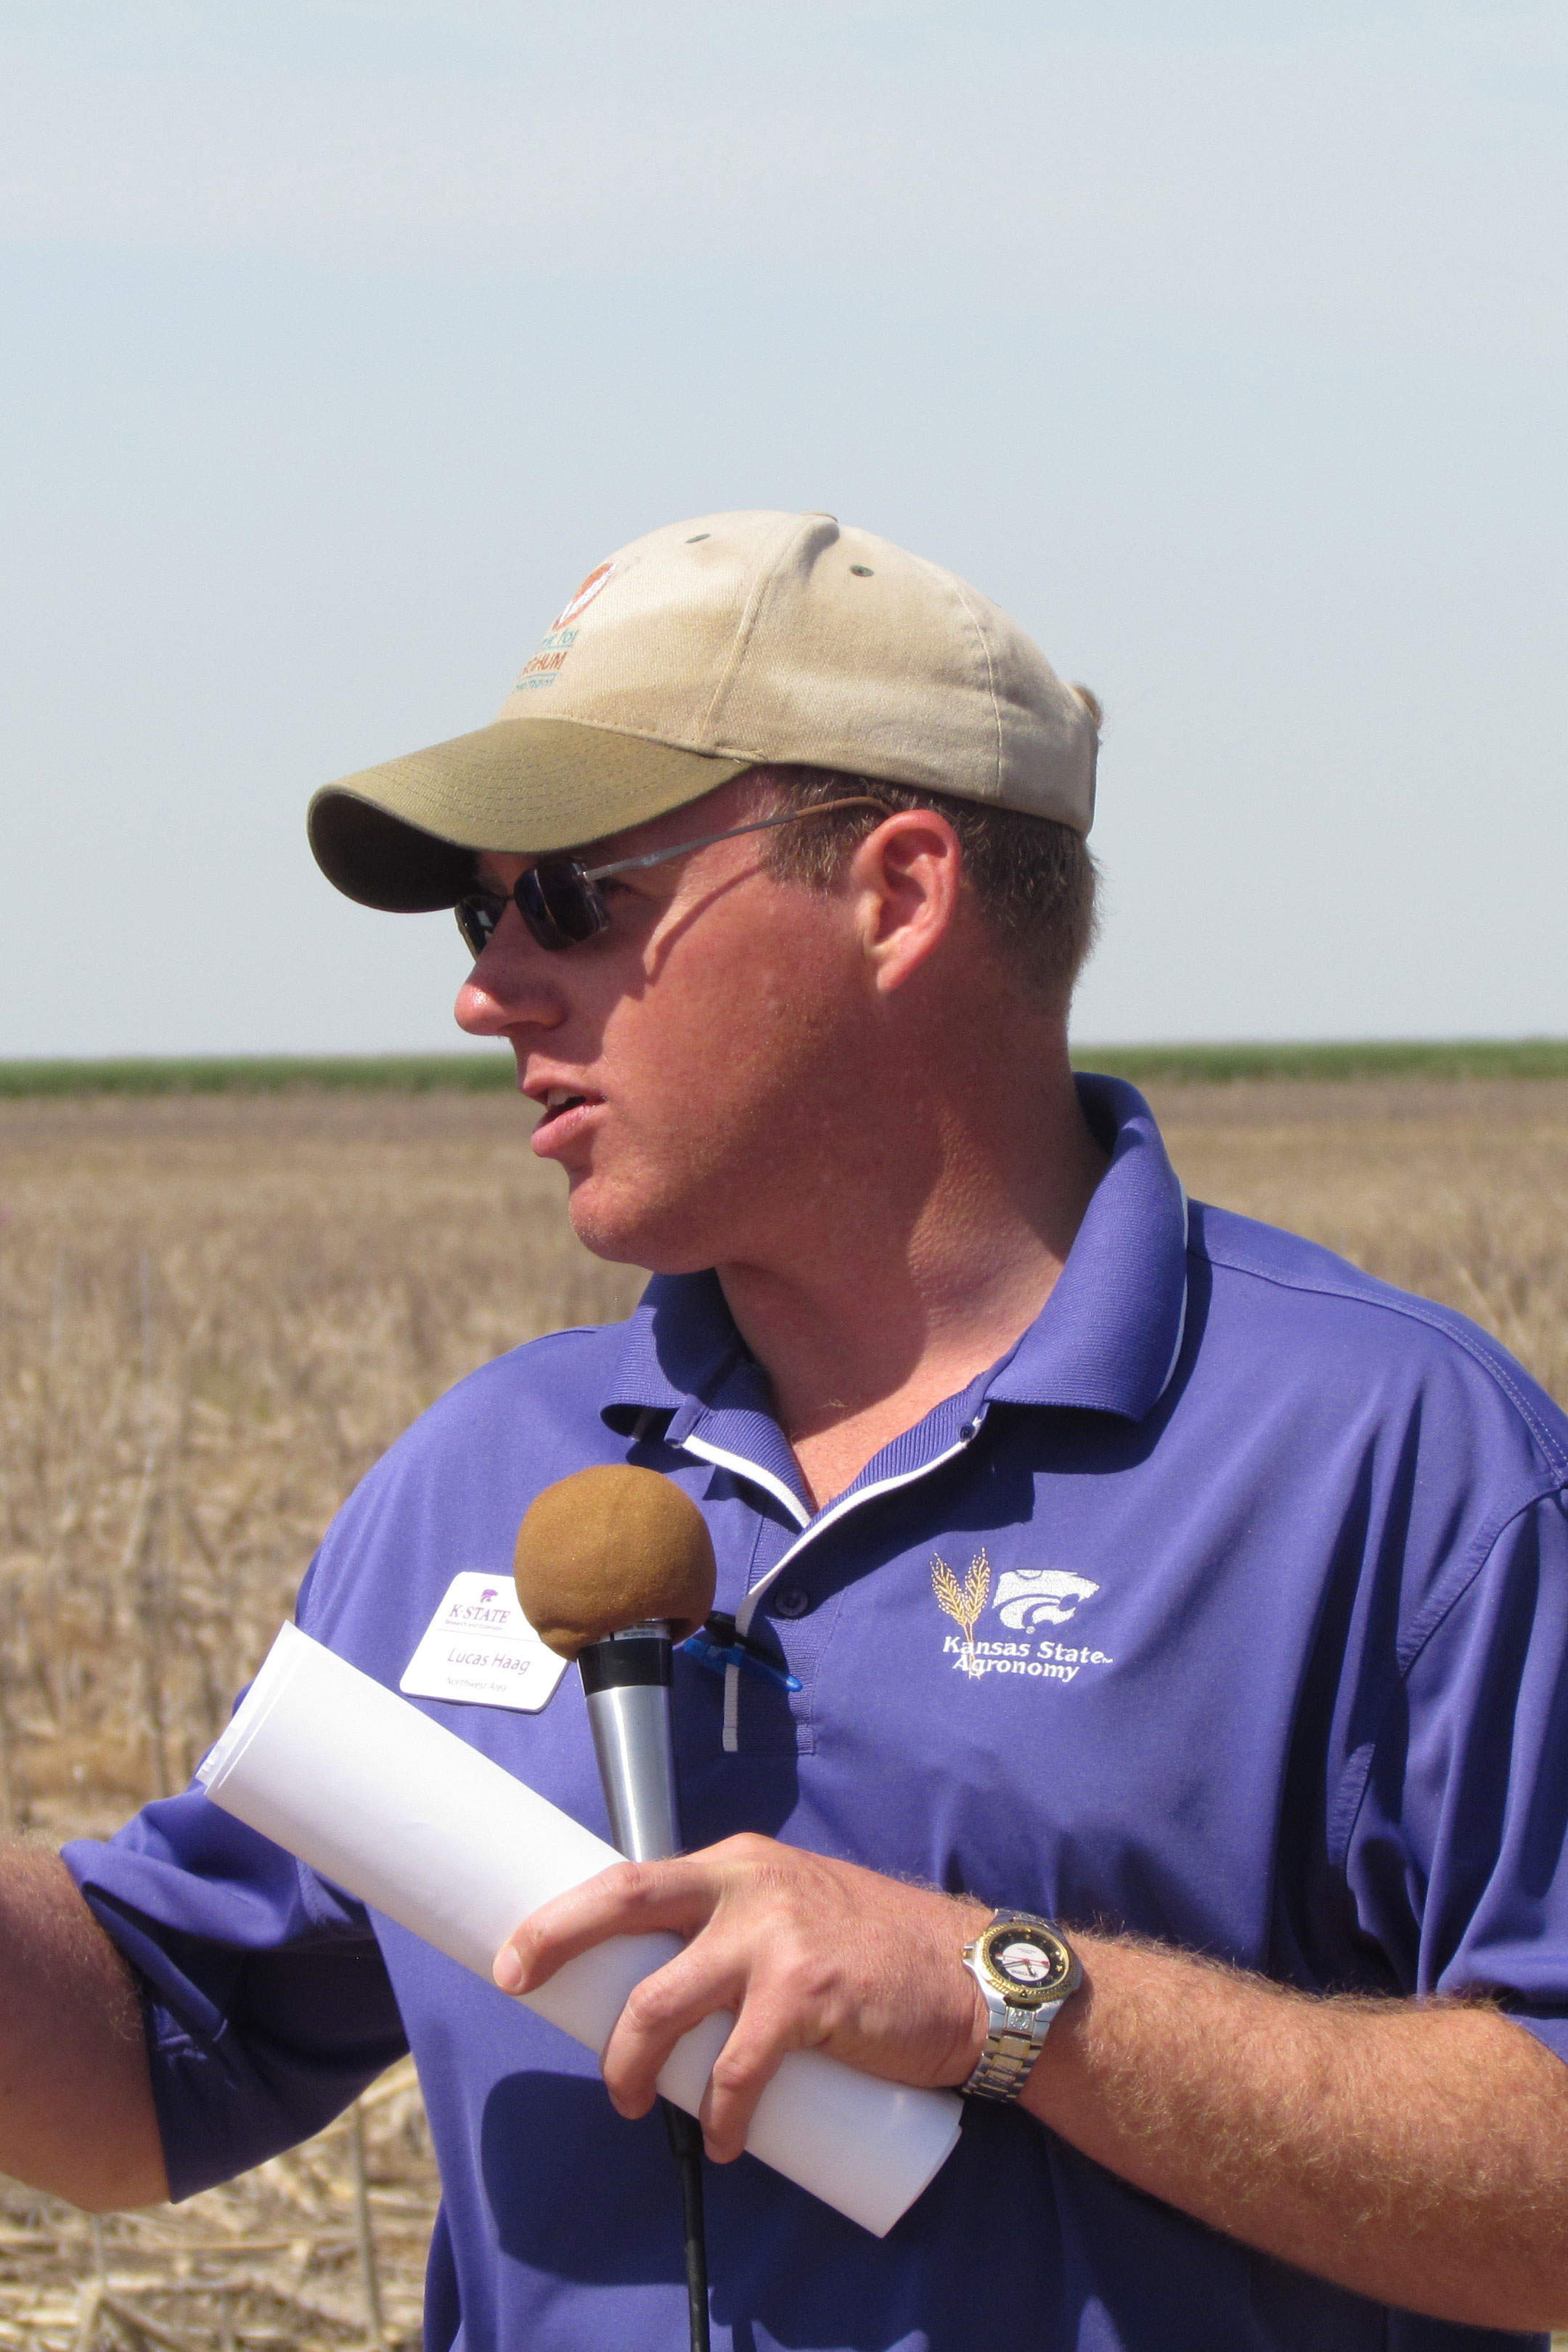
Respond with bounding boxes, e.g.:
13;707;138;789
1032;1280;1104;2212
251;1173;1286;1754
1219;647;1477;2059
531;1085;603;1132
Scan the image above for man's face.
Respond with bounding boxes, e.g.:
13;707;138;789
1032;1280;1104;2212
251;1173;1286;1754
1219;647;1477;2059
454;783;873;1275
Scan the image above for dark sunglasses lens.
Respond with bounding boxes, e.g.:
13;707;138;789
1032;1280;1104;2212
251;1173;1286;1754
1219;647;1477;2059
454;896;502;958
518;862;608;950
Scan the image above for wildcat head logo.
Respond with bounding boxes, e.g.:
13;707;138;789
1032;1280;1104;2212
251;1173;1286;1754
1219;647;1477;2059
992;1569;1100;1628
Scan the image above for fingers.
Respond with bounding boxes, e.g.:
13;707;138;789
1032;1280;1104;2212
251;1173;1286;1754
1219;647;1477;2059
600;1934;807;2158
491;1839;817;2159
491;1837;996;2168
693;2001;801;2162
491;1854;721;1996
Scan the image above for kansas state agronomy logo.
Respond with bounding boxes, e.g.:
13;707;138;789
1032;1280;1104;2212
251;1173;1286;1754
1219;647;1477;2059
931;1550;1111;1685
993;1569;1100;1628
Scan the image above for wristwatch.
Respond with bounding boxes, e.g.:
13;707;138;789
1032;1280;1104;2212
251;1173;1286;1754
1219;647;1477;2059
960;1909;1082;2101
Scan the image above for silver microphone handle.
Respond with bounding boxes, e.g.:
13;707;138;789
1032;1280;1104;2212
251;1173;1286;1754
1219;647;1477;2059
580;1620;682;1863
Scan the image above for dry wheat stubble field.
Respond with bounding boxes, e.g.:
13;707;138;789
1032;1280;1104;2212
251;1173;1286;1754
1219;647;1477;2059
0;1076;1564;2349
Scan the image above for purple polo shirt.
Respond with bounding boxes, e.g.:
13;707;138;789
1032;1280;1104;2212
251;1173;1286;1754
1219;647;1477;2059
65;1077;1568;2352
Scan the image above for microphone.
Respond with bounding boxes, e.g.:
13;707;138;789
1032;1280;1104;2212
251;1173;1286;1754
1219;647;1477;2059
513;1464;719;2352
513;1463;716;1866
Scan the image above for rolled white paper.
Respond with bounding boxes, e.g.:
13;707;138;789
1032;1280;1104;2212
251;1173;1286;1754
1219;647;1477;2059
197;1623;962;2237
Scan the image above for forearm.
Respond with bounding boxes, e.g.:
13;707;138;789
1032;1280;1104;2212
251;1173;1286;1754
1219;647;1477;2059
0;1849;167;2210
508;1839;1568;2328
1024;1932;1568;2331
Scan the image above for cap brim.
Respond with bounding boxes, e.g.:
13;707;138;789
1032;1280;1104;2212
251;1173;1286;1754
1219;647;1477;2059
307;717;754;911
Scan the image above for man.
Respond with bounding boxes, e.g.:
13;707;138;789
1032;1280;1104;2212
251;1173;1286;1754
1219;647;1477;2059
8;509;1568;2349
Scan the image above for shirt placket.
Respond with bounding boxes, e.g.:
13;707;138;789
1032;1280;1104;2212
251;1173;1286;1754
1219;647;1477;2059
674;1402;992;1751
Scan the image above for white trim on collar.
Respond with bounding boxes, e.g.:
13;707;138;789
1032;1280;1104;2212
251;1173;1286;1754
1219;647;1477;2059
677;1433;812;1530
673;1427;980;1752
1155;1185;1191;1405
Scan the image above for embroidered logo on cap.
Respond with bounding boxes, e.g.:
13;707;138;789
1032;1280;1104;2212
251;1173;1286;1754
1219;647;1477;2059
552;561;615;630
510;562;618;693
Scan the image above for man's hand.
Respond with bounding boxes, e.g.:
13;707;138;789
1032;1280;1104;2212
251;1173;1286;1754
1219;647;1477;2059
497;1830;1568;2332
494;1834;989;2160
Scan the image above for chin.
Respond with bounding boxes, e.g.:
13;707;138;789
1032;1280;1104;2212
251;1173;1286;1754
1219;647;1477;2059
565;1178;730;1278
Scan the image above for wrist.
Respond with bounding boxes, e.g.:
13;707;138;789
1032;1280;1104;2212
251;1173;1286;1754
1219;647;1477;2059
960;1910;1085;2103
940;1898;995;2085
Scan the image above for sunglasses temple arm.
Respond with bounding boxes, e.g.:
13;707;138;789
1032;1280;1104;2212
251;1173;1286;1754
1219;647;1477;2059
583;798;886;883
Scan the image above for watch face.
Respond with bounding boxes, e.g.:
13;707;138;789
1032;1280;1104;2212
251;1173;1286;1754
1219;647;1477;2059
979;1920;1076;2005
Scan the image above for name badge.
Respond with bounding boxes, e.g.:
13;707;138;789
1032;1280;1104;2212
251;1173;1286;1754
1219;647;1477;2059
399;1572;570;1713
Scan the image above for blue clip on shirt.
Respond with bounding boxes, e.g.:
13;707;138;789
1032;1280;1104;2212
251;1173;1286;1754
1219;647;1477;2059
66;1078;1568;2352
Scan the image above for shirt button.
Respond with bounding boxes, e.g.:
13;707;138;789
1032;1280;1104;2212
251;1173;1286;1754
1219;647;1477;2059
774;1587;810;1618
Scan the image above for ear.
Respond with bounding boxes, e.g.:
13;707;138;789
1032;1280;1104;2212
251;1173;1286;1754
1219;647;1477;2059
845;807;965;993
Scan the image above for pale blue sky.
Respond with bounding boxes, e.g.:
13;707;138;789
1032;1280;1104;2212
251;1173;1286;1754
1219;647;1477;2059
1;1;1563;1055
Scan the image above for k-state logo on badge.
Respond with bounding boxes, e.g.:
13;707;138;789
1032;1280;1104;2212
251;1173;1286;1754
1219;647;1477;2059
400;1573;569;1713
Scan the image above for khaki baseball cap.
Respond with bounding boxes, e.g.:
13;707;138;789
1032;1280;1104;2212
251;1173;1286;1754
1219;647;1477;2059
308;509;1099;910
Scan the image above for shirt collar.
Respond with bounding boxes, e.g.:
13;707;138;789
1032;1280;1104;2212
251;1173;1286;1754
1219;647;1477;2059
981;1074;1189;1419
603;1071;1189;1439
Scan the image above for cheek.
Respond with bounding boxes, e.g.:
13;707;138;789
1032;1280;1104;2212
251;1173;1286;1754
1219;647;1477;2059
610;929;840;1132
695;935;836;1085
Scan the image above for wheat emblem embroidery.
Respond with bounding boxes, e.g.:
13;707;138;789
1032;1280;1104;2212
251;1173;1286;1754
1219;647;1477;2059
931;1548;991;1676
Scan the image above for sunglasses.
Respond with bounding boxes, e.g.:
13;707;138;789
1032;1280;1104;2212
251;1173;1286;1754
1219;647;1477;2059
454;796;889;959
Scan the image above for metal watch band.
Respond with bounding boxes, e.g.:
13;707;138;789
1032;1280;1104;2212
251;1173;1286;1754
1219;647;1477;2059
963;2011;1053;2100
961;1908;1081;2103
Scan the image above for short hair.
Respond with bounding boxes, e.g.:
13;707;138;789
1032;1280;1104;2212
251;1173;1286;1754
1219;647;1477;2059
748;730;1102;1005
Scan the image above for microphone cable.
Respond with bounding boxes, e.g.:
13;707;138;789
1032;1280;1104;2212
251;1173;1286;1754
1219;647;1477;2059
662;2101;712;2352
513;1467;724;2352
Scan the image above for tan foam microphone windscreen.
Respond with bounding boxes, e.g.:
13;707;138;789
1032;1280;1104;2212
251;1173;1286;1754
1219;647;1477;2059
513;1464;717;1659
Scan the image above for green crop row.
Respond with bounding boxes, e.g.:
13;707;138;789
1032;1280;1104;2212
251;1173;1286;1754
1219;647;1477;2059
0;1039;1566;1098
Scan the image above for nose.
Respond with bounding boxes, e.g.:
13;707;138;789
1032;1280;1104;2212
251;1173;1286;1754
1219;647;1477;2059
454;903;567;1041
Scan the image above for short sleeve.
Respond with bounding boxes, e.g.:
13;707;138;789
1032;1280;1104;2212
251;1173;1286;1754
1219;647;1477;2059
64;1781;407;2199
1342;1485;1568;2054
